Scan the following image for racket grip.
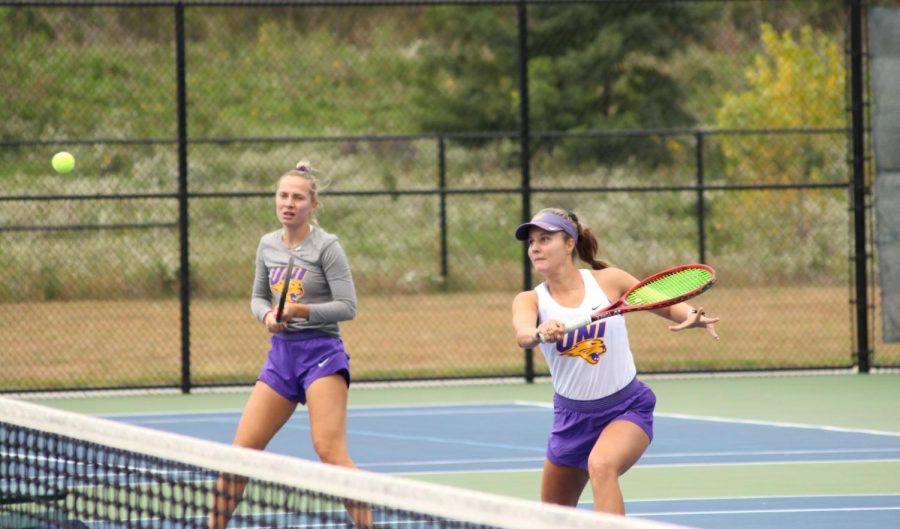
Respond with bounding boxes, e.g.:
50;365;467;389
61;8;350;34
537;316;593;344
564;316;593;333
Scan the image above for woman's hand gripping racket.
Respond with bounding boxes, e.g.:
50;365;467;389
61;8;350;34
275;256;295;323
540;264;716;342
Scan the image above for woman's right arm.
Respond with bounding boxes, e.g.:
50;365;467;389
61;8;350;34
250;243;273;324
512;291;542;348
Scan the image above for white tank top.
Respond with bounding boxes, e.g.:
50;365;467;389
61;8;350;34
536;269;637;400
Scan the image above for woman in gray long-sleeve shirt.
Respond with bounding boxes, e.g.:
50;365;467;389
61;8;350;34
210;160;370;529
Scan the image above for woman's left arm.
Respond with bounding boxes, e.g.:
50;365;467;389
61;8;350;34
656;303;720;340
307;241;357;323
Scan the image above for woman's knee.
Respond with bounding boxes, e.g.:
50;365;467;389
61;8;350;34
586;454;620;482
311;434;349;464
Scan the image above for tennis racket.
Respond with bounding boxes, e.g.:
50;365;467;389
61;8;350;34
543;264;716;341
275;256;295;323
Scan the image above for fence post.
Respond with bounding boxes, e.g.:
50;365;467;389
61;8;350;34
695;130;706;264
849;0;870;373
516;0;534;383
438;135;448;282
175;2;192;392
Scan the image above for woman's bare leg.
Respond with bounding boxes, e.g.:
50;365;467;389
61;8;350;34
306;374;372;528
209;382;297;529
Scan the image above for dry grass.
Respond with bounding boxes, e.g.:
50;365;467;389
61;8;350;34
2;286;899;391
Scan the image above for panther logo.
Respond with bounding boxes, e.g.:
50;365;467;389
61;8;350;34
559;338;607;365
272;267;305;302
287;279;304;302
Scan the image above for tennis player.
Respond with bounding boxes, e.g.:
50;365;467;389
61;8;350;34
210;160;370;528
511;208;719;515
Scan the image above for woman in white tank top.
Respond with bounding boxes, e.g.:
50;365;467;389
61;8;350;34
511;208;720;515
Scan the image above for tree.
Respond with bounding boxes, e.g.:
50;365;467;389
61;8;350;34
714;23;846;279
716;23;844;183
411;4;711;165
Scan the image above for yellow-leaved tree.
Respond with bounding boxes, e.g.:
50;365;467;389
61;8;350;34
714;23;847;281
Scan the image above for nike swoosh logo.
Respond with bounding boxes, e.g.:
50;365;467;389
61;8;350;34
317;357;331;368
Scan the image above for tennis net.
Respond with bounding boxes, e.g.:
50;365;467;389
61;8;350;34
1;397;688;529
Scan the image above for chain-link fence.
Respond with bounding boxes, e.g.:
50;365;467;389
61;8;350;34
2;0;897;393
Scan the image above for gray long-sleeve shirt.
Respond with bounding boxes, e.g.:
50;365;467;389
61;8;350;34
251;225;357;336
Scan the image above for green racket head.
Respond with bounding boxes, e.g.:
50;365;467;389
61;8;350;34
625;265;715;306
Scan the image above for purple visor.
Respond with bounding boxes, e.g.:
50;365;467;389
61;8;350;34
515;212;578;242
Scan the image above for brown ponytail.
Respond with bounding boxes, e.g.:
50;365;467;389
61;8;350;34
575;225;611;270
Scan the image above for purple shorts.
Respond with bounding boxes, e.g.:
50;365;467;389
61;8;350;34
547;378;656;471
258;331;351;405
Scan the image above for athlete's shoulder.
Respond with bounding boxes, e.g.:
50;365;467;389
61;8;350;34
512;289;539;308
257;229;282;249
309;225;339;247
592;266;628;280
591;267;638;296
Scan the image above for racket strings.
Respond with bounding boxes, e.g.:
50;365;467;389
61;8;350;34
626;268;713;306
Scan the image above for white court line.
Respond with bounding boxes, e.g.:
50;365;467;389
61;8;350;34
518;400;553;409
635;507;900;517
626;493;900;502
635;458;900;469
345;407;547;418
642;448;900;459
360;457;544;469
279;423;546;453
586;494;900;517
517;400;900;437
516;399;900;439
109;403;900;471
99;401;900;441
121;417;236;425
655;412;900;438
393;458;900;476
396;467;542;476
102;401;544;420
119;406;544;425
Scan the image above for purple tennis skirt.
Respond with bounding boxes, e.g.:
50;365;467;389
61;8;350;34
547;377;656;470
257;331;351;405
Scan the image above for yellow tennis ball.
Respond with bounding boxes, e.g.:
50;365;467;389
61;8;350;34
52;151;75;174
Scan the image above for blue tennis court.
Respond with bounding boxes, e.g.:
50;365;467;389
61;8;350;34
105;401;900;529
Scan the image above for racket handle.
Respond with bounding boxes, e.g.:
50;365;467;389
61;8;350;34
537;316;594;344
564;316;593;333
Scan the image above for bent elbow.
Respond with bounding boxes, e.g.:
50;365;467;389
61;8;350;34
341;299;358;321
